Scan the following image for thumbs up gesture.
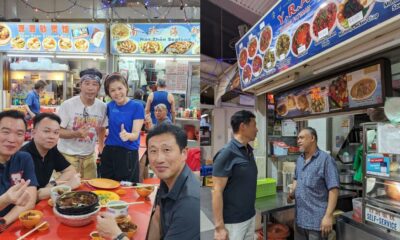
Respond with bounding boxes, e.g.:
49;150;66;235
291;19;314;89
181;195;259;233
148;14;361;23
119;124;131;142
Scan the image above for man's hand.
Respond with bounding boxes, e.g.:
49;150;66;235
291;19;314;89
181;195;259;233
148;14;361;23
214;226;229;240
119;124;130;142
66;173;81;190
320;214;333;237
5;179;31;206
77;125;90;139
96;212;123;239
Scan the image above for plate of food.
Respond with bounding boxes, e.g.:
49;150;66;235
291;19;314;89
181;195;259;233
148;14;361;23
92;190;120;207
111;23;131;41
0;23;11;45
349;77;377;101
238;48;248;69
263;49;276;70
164;41;193;54
26;37;41;50
59;37;72;51
296;94;310;112
43;37;57;50
192;43;200;55
291;22;312;57
242;64;252;84
337;0;375;31
275;33;291;60
115;39;138;53
311;1;338;42
87;178;120;189
276;103;288;117
252;55;263;77
259;26;272;54
74;38;89;52
140;41;163;54
286;95;297;110
247;37;258;60
11;36;25;49
329;75;349;108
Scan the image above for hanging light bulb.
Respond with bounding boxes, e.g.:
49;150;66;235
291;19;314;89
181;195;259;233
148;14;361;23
35;8;39;12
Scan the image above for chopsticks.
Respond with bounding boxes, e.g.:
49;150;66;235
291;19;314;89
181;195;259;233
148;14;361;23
98;201;145;208
17;221;48;240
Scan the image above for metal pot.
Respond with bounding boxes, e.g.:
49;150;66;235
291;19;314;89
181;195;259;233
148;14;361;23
339;174;353;184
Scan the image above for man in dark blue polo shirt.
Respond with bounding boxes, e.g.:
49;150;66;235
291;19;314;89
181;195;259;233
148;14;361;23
0;110;38;232
212;110;258;240
288;127;339;240
20;113;80;201
95;124;200;240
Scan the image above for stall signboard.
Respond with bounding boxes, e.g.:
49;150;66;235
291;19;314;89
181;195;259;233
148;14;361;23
110;23;200;55
235;0;400;89
366;153;390;177
275;61;386;118
0;22;106;54
365;204;400;232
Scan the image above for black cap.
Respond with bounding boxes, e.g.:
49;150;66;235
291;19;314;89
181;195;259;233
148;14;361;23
79;68;103;79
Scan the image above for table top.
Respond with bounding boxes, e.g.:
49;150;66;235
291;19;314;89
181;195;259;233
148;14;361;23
2;181;157;240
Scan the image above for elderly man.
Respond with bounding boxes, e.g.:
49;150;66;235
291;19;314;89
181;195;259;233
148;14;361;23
145;79;176;124
288;127;339;240
57;68;107;179
0;110;38;231
145;103;172;129
21;113;81;200
96;124;200;240
212;110;258;240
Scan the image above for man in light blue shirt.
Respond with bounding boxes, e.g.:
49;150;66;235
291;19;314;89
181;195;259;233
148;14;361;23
288;127;340;240
25;80;47;118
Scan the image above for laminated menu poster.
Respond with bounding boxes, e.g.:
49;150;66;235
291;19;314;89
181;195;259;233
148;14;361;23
377;123;400;155
366;153;390;177
0;22;106;53
275;61;386;119
110;23;200;55
236;0;400;89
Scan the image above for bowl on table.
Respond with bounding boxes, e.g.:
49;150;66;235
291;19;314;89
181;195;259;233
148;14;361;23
115;216;138;238
55;191;99;215
107;200;128;217
135;186;155;198
19;210;43;229
50;185;71;203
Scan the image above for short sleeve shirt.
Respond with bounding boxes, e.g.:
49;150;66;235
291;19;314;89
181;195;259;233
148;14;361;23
57;96;107;155
105;100;144;150
0;151;39;216
294;149;340;231
25;90;40;115
157;165;200;240
20;140;70;188
212;138;258;224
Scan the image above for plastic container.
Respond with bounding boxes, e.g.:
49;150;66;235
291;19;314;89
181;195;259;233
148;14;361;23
282;172;295;193
256;178;276;198
272;142;289;156
352;197;362;222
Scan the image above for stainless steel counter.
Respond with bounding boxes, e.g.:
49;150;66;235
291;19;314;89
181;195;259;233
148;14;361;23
337;211;399;240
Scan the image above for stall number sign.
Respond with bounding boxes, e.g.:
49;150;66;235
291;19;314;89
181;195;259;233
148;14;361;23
365;205;400;232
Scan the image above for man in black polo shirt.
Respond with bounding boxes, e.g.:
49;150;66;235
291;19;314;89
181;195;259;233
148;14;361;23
21;113;80;200
95;124;200;240
213;110;258;240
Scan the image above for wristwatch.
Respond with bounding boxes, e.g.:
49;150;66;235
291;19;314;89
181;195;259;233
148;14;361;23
49;180;57;187
113;232;127;240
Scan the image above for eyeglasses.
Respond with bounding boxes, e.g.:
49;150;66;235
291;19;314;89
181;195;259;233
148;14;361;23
83;107;89;123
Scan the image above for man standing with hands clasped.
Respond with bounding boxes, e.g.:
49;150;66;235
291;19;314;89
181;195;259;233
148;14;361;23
288;127;340;240
57;68;107;179
212;110;258;240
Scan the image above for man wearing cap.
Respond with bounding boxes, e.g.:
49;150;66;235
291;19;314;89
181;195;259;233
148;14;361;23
57;68;107;179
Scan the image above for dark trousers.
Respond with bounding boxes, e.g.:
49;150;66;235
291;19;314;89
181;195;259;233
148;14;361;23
100;145;139;183
295;224;328;240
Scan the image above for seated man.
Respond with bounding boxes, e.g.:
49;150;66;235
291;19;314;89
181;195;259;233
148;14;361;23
0;110;38;231
20;113;80;200
96;124;200;240
145;104;172;130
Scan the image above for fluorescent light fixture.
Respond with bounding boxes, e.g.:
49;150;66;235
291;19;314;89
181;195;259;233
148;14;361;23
120;56;199;61
55;55;106;60
7;53;54;58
